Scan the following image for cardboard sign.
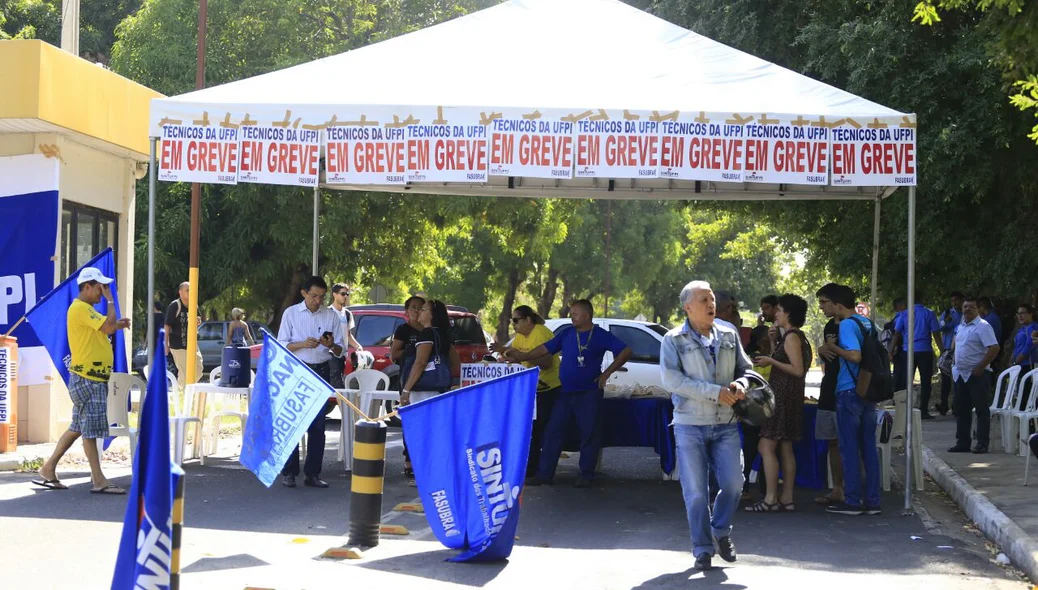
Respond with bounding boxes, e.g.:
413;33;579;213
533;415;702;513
459;363;531;388
0;345;11;424
237;125;320;186
325;125;406;185
488;119;574;179
406;124;488;183
830;122;917;186
575;119;660;179
158;125;239;184
658;117;830;185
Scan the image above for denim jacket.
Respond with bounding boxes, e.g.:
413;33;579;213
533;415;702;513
660;319;752;426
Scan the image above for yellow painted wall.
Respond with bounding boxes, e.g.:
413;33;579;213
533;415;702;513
0;40;162;157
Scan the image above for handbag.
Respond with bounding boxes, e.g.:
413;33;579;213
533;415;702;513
937;350;954;377
400;329;452;392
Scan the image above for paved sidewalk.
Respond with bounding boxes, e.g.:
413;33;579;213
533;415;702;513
922;414;1038;581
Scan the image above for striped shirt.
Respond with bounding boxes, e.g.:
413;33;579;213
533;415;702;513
277;301;345;365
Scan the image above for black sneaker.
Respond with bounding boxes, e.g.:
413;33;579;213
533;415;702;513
716;536;737;562
948;445;971;453
826;502;864;515
525;476;550;487
281;475;297;488
694;554;712;571
864;505;882;515
972;445;988;454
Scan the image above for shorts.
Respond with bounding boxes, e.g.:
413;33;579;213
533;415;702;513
68;373;110;439
815;409;838;441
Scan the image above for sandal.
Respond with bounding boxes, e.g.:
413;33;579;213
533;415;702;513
744;499;780;513
90;483;127;495
32;478;68;490
780;502;796;512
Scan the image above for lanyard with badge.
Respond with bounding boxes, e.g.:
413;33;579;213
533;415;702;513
576;328;593;367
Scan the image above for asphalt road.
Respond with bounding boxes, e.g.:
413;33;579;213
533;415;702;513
0;423;1029;589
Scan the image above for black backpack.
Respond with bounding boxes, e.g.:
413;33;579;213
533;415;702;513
843;316;894;404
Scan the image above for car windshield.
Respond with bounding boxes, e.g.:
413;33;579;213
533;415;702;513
451;317;486;346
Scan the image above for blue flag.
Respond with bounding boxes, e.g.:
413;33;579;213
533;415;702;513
398;368;538;562
241;332;335;487
111;330;182;589
25;247;127;385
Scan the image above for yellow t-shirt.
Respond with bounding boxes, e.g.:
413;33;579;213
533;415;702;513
513;324;561;392
67;299;113;382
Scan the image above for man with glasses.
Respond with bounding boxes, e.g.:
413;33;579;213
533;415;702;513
329;283;364;389
277;276;345;488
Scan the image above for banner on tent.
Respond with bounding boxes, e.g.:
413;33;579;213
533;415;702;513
658;115;830;185
238;125;320;186
488;119;574;179
325;125;406;185
575;116;660;179
406;124;488;183
159;124;240;185
829;121;916;187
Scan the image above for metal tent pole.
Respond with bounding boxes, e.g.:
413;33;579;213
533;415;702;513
312;186;320;274
147;138;157;366
870;197;881;322
905;185;917;512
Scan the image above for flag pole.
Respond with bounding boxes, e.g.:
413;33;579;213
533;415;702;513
335;391;372;422
3;316;25;338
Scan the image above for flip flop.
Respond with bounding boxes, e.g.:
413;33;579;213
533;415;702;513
90;484;127;495
31;479;68;491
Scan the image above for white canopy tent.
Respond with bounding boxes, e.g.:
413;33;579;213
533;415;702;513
145;0;923;510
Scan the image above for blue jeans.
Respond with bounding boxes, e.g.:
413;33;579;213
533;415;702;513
836;389;881;508
537;389;603;480
674;423;744;557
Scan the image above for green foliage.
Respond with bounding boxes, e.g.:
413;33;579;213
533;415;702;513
0;0;141;63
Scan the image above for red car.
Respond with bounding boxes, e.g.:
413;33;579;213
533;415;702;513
251;304;491;388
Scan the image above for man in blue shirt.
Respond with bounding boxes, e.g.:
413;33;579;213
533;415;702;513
817;284;881;516
890;291;945;419
978;296;1003;352
507;299;631;488
937;291;964;415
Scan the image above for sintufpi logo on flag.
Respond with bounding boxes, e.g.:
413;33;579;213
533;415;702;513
467;443;519;542
134;511;173;589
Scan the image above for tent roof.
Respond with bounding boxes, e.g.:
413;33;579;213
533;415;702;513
152;0;904;122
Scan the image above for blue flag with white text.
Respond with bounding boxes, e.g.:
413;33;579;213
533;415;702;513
398;368;537;562
25;247;127;385
241;332;335;487
111;330;182;590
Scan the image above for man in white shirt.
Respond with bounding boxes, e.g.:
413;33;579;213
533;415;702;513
328;283;364;389
277;276;346;488
949;295;1000;454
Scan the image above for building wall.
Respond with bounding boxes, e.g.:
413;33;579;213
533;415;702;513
0;133;138;443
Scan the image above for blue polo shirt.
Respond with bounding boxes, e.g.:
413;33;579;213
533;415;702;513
983;312;1003;344
837;314;872;393
939;308;961;349
1013;323;1037;365
544;325;628;393
894;304;940;353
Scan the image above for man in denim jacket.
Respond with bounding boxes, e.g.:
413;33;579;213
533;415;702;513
660;280;751;571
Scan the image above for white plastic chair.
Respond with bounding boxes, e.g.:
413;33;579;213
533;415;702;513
1000;365;1033;454
875;389;923;491
144;364;200;465
339;370;392;467
107;373;146;462
1025;432;1037;485
986;365;1022;452
201;366;254;463
1009;369;1038;456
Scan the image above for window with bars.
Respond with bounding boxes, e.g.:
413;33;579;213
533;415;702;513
60;202;119;279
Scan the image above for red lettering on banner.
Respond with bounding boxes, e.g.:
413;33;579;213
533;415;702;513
576;135;599;166
722;139;743;171
772;141;824;174
605;135;660;168
745;140;767;171
408;140;429;170
832;144;855;175
491;134;514;165
327;142;348;173
352;142;404;173
160;140;182;171
239;141;261;172
433;139;486;171
660;136;684;168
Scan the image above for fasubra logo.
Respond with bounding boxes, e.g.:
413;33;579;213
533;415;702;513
431;489;460;537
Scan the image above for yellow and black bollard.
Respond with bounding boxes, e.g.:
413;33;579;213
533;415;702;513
170;471;185;590
348;420;388;548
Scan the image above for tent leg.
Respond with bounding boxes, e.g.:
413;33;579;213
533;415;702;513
905;186;916;513
870;197;881;322
147;138;157;366
312;186;320;275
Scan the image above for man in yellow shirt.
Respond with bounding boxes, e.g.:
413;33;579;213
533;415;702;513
494;305;561;477
33;267;130;494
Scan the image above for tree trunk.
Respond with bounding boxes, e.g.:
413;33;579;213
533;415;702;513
271;263;308;333
538;267;559;319
558;278;572;318
497;265;522;343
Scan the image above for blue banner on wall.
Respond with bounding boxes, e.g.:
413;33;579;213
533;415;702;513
0;189;58;349
398;368;538;562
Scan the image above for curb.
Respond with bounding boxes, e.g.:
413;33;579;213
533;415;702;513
922;445;1038;583
0;458;19;472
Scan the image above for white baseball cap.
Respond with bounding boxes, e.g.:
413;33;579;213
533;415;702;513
77;267;114;285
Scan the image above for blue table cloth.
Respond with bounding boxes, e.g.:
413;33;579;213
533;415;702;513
747;403;829;489
563;397;676;474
